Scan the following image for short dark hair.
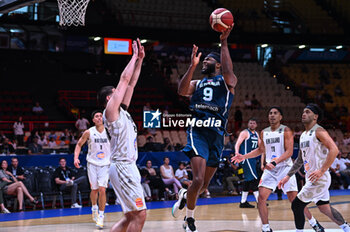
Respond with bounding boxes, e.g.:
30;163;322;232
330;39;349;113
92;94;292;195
305;103;323;122
97;86;114;106
163;156;169;161
59;157;66;162
91;110;103;119
268;106;283;116
11;157;18;161
248;117;258;123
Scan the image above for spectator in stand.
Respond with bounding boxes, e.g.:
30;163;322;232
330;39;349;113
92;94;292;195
0;160;38;211
32;102;44;115
244;94;252;109
144;160;170;201
143;136;158;152
8;158;25;181
37;134;48;147
48;137;57;148
0;131;7;141
140;169;152;202
330;153;350;189
48;131;57;141
293;126;302;143
53;157;86;208
13;116;24;146
0;138;15;155
163;137;174;152
28;137;43;155
175;162;192;188
75;115;90;135
343;134;350;145
25;130;39;147
234;106;243;132
160;157;183;199
224;134;236;151
251;94;262;109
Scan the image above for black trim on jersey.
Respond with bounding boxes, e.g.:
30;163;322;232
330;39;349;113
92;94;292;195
120;104;128;110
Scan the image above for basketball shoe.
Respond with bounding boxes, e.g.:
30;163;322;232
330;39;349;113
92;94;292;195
96;214;104;229
183;217;198;232
312;220;325;232
172;188;187;218
92;208;98;222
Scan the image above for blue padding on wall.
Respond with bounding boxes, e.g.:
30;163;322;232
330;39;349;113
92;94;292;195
0;150;234;168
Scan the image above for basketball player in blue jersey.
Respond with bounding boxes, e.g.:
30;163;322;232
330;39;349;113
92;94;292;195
234;118;260;208
172;25;236;232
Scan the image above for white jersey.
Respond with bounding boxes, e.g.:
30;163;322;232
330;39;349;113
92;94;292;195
263;124;293;168
299;124;329;178
103;107;138;163
86;126;111;166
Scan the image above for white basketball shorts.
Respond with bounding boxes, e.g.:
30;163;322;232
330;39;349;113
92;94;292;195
259;165;298;194
298;171;331;203
109;161;146;213
87;162;109;190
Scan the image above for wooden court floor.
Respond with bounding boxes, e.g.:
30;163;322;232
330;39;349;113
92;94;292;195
1;194;349;232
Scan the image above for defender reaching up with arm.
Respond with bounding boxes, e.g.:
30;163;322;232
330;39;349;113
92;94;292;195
98;38;146;232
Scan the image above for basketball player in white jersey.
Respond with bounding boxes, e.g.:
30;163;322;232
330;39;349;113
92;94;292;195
232;106;323;232
278;104;350;232
74;110;110;228
97;38;146;232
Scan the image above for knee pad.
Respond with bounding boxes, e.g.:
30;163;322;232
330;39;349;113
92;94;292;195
291;196;309;212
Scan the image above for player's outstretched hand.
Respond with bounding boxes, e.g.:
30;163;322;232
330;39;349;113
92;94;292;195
220;23;234;41
308;170;323;183
191;44;202;67
278;176;290;189
132;40;138;57
74;158;80;169
137;38;145;60
231;153;244;164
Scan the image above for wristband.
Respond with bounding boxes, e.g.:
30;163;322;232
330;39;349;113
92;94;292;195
270;161;277;167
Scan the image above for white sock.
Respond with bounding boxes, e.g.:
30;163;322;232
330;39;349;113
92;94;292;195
253;191;259;202
262;224;270;231
308;216;316;227
241;191;248;203
296;229;303;232
92;205;98;210
186;208;195;219
99;210;104;216
184;192;187;199
340;222;350;232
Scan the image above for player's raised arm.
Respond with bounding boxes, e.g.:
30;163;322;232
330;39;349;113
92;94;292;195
220;24;237;93
178;44;201;96
309;128;339;182
121;38;145;110
234;130;248;155
73;129;90;168
105;40;139;122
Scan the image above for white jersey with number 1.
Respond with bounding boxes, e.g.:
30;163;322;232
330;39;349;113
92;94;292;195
87;126;111;166
263;124;293;168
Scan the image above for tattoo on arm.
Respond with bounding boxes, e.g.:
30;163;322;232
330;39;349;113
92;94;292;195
287;151;304;177
331;207;345;224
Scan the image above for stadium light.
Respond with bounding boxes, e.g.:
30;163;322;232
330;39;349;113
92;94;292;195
261;44;268;48
336;45;343;49
218;43;222;47
94;37;101;41
298;45;306;49
140;39;147;44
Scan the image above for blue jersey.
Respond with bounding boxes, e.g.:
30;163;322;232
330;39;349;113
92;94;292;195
189;75;234;135
239;129;259;181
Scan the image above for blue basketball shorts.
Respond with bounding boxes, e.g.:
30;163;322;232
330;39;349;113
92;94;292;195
182;127;224;167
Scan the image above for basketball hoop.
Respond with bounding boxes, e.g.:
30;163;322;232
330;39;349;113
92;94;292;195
57;0;90;26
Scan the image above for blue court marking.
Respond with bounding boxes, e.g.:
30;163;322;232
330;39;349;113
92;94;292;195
1;189;349;222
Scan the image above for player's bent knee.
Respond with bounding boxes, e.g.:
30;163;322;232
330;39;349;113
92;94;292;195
291;197;308;213
98;187;106;193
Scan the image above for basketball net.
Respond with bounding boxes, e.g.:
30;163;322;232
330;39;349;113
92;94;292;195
57;0;90;26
